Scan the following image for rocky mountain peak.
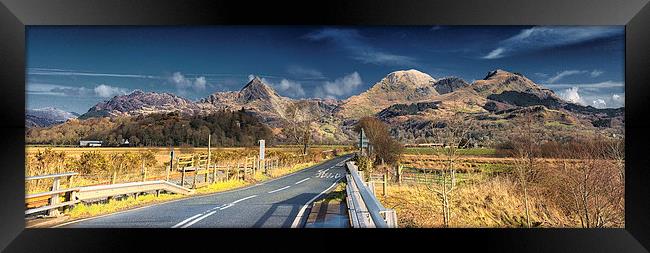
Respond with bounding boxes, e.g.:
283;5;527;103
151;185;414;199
238;76;279;102
472;69;551;98
433;77;470;94
381;69;436;89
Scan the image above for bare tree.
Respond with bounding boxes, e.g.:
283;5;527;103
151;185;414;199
510;114;541;228
283;102;315;155
545;137;625;228
426;114;474;227
355;117;404;166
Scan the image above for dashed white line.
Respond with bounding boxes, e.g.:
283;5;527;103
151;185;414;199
172;213;203;228
268;186;291;194
181;211;217;228
295;178;310;185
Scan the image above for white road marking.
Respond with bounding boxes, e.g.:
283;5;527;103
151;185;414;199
290;179;341;228
171;213;203;228
268;186;291;193
219;203;234;210
294;178;310;185
181;211;217;228
174;195;258;227
231;195;257;204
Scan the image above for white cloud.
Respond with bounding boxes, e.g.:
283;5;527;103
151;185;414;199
94;84;129;98
28;68;159;79
27;83;92;96
482;47;506;59
194;76;207;90
611;94;624;107
304;28;417;66
590;70;604;77
543;80;624;89
592;98;607;108
170;72;208;92
546;70;586;83
315;72;363;98
482;26;622;59
286;66;325;79
559;86;585;105
276;79;306;97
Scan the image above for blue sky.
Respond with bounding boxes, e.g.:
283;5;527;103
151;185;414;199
26;26;625;114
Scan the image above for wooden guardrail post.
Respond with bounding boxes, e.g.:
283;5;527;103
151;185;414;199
192;157;198;189
48;177;61;216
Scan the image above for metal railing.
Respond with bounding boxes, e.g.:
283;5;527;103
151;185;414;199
25;172;195;217
25;172;80;216
345;161;397;228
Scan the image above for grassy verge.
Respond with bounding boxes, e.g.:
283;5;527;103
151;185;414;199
315;181;347;203
377;178;572;228
64;158;331;221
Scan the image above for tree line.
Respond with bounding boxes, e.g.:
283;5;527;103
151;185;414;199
26;109;274;147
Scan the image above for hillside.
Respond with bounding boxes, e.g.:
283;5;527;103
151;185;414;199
335;69;438;119
31;69;624;146
26;107;79;128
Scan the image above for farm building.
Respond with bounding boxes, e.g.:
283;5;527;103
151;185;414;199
79;140;103;147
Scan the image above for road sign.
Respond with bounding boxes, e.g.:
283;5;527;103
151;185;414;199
259;140;265;160
359;128;369;148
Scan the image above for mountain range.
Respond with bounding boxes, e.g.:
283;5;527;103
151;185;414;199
28;69;624;145
26;107;79;128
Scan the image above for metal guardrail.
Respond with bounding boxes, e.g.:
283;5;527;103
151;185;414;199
76;180;194;201
345;161;398;228
26;172;195;217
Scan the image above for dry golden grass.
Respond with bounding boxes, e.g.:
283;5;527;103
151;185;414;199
379;178;574;228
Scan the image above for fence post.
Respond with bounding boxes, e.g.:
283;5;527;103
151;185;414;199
383;172;388;197
207;134;212;183
397;165;402;185
142;160;147;182
48;176;61;217
212;162;217;184
111;171;117;184
168;145;174;182
192;157;198;189
180;162;186;188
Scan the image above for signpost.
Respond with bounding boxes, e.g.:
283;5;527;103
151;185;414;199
259;140;265;173
359;128;369;155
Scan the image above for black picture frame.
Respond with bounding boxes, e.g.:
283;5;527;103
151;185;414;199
1;0;649;252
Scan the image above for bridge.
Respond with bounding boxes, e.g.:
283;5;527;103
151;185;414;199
26;153;396;228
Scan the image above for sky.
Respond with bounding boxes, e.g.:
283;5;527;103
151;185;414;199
26;26;625;114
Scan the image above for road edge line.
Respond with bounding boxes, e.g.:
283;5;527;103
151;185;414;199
290;178;342;228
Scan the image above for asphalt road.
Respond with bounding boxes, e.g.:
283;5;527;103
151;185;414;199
61;154;352;228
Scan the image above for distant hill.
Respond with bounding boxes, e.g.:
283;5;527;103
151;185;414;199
26;107;78;128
